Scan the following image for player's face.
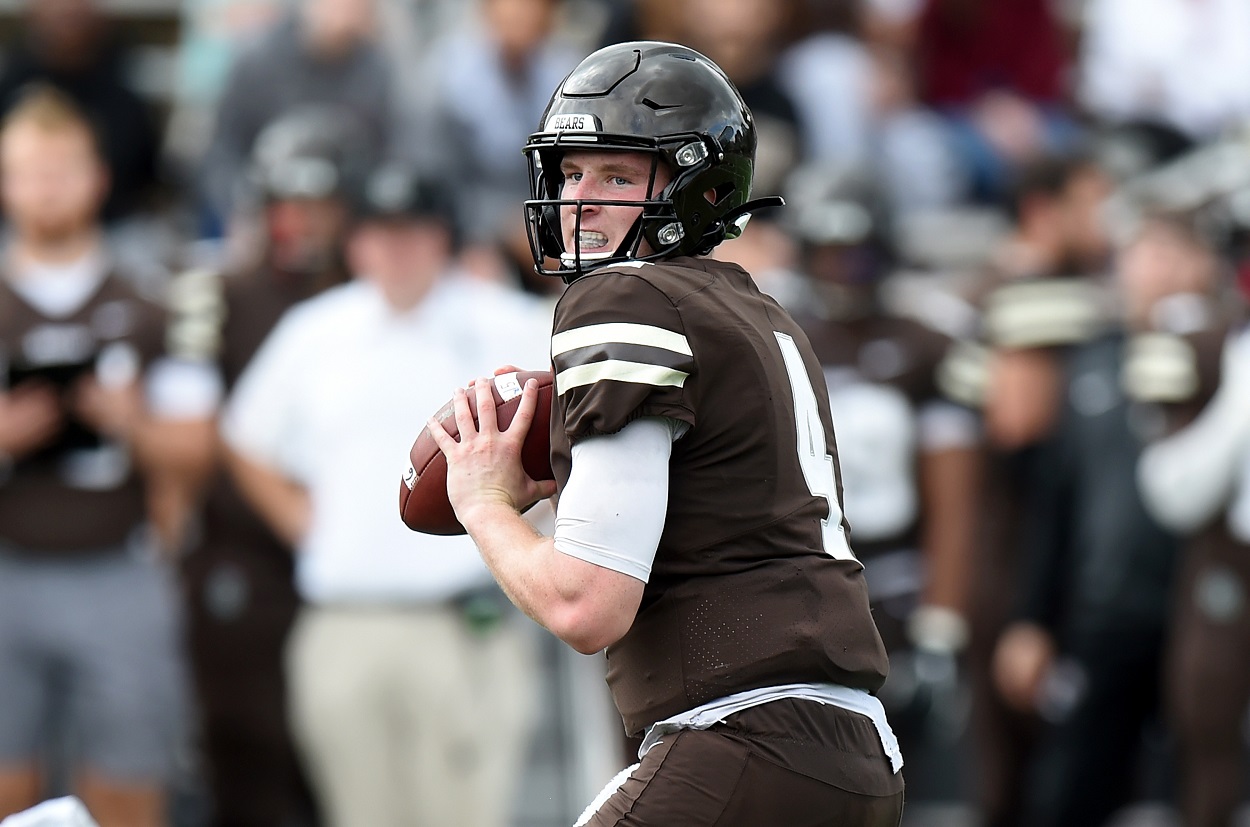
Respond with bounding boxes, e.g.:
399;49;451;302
265;197;349;275
558;151;673;260
1;121;107;243
1117;218;1216;328
348;217;450;309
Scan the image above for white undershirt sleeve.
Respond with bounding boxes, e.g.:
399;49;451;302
553;416;685;583
145;357;224;419
1138;327;1250;533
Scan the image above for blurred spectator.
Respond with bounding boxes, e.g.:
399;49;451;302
414;0;582;288
1138;283;1250;827
174;0;287;107
1078;0;1250;143
219;161;549;827
672;0;802;198
169;106;365;827
778;161;981;803
165;0;286;177
987;153;1113;290
992;214;1223;827
911;0;1081;204
777;9;965;215
199;0;397;236
0;86;197;827
0;0;161;223
594;0;684;44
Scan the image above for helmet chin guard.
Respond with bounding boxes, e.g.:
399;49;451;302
523;41;776;281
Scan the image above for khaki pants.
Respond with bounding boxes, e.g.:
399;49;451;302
286;604;538;827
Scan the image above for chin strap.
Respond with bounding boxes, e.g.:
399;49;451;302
721;196;786;240
725;196;785;224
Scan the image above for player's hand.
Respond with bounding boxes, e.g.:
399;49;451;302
464;366;526;387
0;382;64;458
992;621;1055;713
428;376;557;524
70;377;145;442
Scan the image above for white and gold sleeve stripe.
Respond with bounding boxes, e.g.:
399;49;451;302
556;360;689;394
551;322;693;358
551;322;694;395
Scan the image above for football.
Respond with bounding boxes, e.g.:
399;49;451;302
399;370;555;535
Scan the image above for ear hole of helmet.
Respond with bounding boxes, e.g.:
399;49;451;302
664;164;750;255
709;182;736;206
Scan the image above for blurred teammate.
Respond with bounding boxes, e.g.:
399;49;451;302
0;0;161;221
1137;239;1249;827
993;214;1223;827
431;41;904;825
0;86;194;827
782;162;980;798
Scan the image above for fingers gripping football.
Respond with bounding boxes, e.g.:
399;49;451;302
433;377;554;519
399;370;556;535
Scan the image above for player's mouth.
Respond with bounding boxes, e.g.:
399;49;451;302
577;230;610;251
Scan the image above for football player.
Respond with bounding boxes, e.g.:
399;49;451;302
994;213;1224;827
429;41;905;825
1133;217;1248;827
780;162;981;796
0;86;192;827
1139;322;1250;827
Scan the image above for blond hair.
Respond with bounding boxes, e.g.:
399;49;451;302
2;83;101;154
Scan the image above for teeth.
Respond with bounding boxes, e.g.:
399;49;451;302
578;231;609;250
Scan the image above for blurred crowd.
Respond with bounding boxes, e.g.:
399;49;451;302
0;0;1249;826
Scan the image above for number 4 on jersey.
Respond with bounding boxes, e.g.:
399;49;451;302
775;332;859;564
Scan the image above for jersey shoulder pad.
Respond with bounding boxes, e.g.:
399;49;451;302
165;268;227;361
553;269;696;438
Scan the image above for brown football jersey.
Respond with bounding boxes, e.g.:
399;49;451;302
0;272;165;552
549;256;890;737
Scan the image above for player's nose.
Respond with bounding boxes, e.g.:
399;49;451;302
566;176;605;202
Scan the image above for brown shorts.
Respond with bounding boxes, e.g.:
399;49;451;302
579;698;905;826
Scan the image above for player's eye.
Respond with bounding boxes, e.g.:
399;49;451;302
611;176;631;186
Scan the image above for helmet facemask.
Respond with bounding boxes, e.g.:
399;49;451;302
524;130;749;280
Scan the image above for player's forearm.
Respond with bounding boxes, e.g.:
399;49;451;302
223;447;311;548
128;417;216;482
918;444;980;619
462;501;634;654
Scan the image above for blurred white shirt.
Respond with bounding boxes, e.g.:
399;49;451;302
222;274;552;604
1080;0;1250;139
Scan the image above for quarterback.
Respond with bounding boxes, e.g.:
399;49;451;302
430;41;905;825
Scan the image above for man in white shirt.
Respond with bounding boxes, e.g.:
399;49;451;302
221;163;552;827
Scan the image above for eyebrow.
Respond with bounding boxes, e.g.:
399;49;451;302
559;158;650;176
